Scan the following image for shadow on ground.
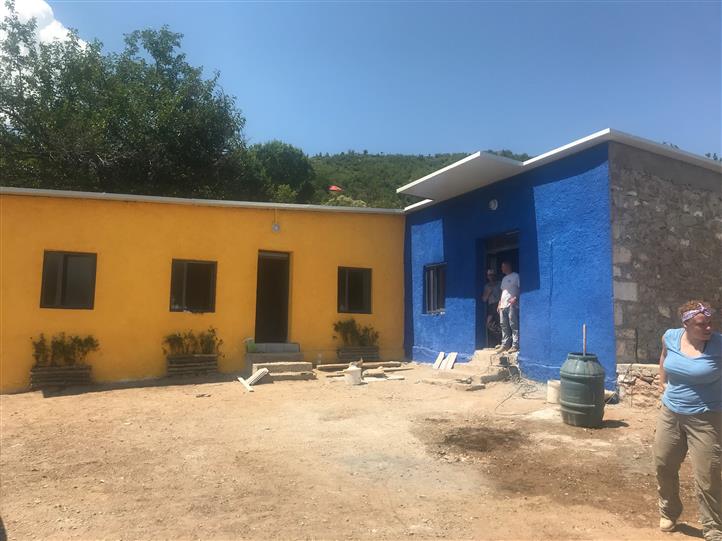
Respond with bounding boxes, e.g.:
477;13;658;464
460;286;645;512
39;372;244;399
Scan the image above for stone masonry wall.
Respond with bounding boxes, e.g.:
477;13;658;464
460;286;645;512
609;143;722;364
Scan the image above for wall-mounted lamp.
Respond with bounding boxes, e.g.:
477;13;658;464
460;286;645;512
272;208;281;232
488;199;498;211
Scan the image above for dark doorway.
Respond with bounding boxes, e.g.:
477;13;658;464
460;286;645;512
476;231;519;349
255;251;290;343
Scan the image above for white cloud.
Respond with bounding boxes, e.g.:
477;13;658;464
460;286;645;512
0;0;76;43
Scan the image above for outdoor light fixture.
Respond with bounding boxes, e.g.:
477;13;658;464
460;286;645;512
488;199;498;211
272;222;281;233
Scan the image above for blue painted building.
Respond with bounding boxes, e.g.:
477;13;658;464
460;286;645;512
398;129;722;387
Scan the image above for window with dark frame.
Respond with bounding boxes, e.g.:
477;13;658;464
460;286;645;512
170;259;217;313
40;251;97;309
424;263;446;314
337;267;372;314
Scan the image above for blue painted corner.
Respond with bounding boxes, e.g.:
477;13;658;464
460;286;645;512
404;143;617;389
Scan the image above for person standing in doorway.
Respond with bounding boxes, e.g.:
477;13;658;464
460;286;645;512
482;269;502;346
496;261;520;353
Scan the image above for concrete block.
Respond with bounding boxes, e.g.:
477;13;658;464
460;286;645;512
268;371;315;382
251;362;313;374
253;343;301;353
613;246;632;264
247;368;270;385
246;352;304;363
614;281;638;302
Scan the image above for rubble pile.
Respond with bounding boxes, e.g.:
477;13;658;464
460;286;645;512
616;363;662;408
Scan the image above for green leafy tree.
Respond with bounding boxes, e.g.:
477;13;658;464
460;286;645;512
252;140;316;203
322;194;368;207
486;149;532;161
269;184;298;204
0;1;265;199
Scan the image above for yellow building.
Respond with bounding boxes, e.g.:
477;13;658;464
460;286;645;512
0;188;405;393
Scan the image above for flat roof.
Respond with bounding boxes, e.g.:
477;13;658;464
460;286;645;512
0;187;405;215
397;128;722;211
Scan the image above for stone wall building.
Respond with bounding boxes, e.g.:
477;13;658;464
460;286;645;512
610;143;722;364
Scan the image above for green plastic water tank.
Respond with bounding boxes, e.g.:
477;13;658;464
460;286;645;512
560;353;606;428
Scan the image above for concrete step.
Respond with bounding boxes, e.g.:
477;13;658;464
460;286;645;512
253;343;300;353
268;371;316;382
471;348;497;364
251;362;313;374
245;352;304;363
317;361;402;372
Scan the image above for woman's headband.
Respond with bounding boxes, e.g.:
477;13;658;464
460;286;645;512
681;303;714;323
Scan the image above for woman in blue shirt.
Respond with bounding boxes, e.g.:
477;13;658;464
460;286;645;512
654;300;721;540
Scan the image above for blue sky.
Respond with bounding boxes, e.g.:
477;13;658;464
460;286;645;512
43;1;722;157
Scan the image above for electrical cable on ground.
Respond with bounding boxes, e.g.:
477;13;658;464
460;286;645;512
493;362;544;415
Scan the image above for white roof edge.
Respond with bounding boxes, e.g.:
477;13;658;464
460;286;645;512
520;128;612;167
522;128;722;173
403;199;435;212
606;129;722;173
396;151;483;194
0;187;405;215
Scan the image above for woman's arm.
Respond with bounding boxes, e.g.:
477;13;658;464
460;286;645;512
659;339;667;387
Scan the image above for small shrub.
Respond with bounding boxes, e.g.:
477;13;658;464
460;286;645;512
162;332;185;356
358;326;380;347
163;328;223;356
198;328;223;355
31;333;99;367
333;318;379;347
31;334;50;366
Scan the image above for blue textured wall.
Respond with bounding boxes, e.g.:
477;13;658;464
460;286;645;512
404;144;616;387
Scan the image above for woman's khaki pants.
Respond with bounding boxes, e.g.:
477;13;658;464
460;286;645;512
654;405;722;540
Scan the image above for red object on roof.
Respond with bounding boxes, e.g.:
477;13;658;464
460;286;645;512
328;185;343;192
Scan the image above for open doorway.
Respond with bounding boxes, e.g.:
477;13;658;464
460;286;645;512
476;231;519;349
255;251;290;343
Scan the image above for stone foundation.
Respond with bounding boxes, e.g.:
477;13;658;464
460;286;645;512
616;363;662;408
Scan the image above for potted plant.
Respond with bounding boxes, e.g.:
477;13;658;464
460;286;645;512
30;333;99;389
163;327;223;376
333;318;380;362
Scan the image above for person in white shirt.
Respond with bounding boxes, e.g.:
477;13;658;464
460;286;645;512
496;261;520;353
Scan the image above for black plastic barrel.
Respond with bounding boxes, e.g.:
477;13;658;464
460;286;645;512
560;353;606;428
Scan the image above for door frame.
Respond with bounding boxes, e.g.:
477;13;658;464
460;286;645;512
254;250;291;343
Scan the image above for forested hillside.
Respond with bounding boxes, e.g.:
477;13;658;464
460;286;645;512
310;152;468;208
309;149;532;208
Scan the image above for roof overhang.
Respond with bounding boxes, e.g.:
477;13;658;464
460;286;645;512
398;128;722;212
396;151;522;202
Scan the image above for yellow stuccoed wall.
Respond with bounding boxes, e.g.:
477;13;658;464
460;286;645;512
0;193;405;393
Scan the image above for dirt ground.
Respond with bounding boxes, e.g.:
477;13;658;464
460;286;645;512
0;364;704;540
